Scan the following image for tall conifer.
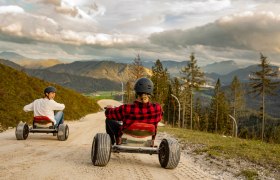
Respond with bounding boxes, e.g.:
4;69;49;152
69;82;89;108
249;53;279;141
181;53;205;129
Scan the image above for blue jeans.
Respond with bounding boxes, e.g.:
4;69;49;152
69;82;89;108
55;111;64;127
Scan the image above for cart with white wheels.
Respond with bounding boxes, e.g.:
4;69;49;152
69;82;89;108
91;122;180;169
15;116;69;141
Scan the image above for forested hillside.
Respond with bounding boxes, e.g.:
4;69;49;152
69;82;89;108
148;57;280;143
0;63;101;131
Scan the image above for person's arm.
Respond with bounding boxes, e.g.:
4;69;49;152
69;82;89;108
152;104;163;136
153;103;163;123
105;105;124;121
23;102;34;112
50;100;65;110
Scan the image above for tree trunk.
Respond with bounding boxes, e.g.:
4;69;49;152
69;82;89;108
190;88;193;130
173;104;175;127
182;96;186;128
233;89;236;137
262;91;265;141
215;102;218;133
167;99;170;125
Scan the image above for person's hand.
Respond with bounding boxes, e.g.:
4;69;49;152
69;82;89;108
106;105;113;108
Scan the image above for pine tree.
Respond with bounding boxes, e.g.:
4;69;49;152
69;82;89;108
124;81;133;103
151;59;169;105
163;77;181;127
209;79;230;133
164;78;181;127
181;85;191;128
249;53;279;141
202;110;209;132
125;54;145;103
194;97;203;130
181;52;205;130
130;54;145;81
163;83;173;125
172;77;181;127
229;76;245;137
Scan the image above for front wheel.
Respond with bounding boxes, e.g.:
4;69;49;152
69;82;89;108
91;133;111;166
15;122;29;140
158;138;181;169
57;124;69;141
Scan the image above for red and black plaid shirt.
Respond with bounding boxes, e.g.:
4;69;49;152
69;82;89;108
105;101;163;132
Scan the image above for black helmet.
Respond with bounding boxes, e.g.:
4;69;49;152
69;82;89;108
44;86;56;94
134;77;153;95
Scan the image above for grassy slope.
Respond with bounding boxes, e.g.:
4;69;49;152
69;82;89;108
159;126;280;170
0;63;101;129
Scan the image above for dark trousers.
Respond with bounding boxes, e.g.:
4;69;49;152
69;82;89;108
105;119;122;145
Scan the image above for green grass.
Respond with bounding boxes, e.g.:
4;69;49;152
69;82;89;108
84;91;122;101
158;126;280;170
0;64;101;129
238;169;258;180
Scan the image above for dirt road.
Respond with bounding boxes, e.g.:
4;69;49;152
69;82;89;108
0;99;219;180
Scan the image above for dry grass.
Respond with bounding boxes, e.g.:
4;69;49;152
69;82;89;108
158;126;280;170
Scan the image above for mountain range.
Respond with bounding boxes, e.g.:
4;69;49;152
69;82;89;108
202;60;241;75
46;60;151;82
1;52;279;118
0;59;122;93
1;51;279;92
0;51;62;69
1;51;242;75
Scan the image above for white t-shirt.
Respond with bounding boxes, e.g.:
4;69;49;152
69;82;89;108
23;98;65;124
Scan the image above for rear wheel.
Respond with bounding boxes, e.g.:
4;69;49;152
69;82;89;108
15;122;29;140
57;124;69;141
91;133;111;166
158;138;181;169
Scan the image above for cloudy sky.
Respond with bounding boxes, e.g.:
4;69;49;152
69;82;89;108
0;0;280;66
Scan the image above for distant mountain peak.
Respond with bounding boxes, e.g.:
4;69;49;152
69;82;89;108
0;51;19;55
202;60;239;75
0;51;27;60
206;60;237;66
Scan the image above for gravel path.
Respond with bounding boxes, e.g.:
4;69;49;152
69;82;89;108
0;99;238;180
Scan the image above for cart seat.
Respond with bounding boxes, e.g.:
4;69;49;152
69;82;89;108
123;123;156;138
33;116;54;128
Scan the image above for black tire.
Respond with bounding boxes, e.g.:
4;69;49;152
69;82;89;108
57;124;69;141
15;122;29;140
158;138;181;169
91;133;111;166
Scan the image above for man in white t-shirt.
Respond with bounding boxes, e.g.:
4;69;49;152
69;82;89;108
23;86;65;127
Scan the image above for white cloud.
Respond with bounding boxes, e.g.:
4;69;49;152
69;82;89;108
32;28;52;40
0;0;280;66
1;23;22;35
164;0;231;15
42;0;105;19
150;11;280;53
0;4;127;46
0;5;24;14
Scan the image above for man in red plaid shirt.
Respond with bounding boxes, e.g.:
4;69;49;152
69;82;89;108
105;77;163;145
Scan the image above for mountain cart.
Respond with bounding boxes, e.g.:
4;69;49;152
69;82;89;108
15;116;69;141
91;122;181;169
